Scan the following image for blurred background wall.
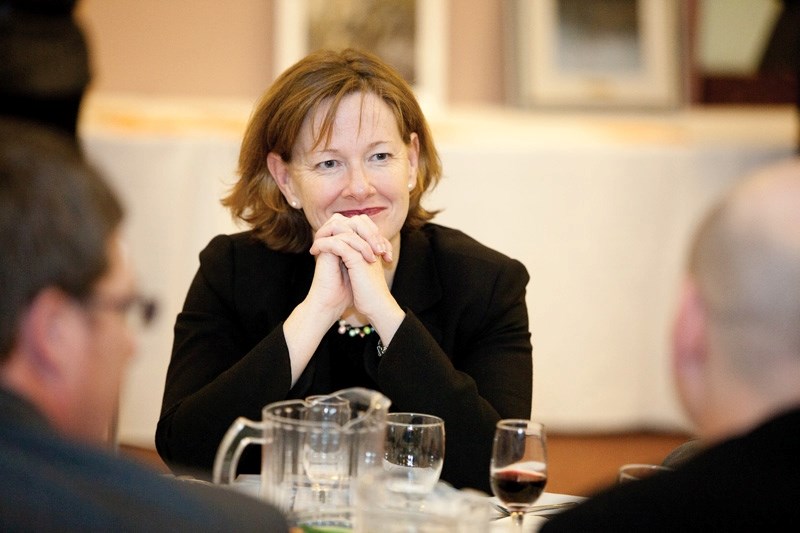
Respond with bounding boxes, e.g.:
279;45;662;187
75;0;508;103
75;0;787;106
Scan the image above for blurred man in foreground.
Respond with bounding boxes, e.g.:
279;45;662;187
0;118;288;531
542;158;800;531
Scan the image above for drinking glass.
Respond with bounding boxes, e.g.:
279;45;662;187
302;394;352;505
383;413;445;501
490;419;548;531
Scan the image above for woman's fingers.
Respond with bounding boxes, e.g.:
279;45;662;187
311;231;378;264
311;214;393;262
305;251;353;311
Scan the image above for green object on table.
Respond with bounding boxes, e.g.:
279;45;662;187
299;526;351;533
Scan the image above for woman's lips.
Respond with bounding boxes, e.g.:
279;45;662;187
337;207;384;217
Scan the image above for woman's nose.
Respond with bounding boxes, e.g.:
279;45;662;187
345;163;373;198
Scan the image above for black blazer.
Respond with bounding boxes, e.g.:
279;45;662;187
541;408;800;532
156;223;533;493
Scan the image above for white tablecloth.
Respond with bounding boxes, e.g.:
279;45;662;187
79;95;798;446
227;474;583;532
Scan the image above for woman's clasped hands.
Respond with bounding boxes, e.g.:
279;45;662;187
308;213;395;321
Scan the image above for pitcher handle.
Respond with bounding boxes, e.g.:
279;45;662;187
212;416;264;485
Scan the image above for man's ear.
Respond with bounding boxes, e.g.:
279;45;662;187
671;278;708;421
267;152;299;208
18;288;80;380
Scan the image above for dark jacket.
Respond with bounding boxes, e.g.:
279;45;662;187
540;407;800;532
156;223;533;493
0;387;288;532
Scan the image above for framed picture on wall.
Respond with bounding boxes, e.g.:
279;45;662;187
273;0;447;112
509;0;683;109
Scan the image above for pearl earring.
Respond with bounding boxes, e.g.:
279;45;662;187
408;182;414;190
291;200;298;208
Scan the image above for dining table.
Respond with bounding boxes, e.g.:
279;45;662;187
227;474;585;532
488;493;585;533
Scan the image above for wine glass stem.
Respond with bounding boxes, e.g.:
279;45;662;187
510;510;525;531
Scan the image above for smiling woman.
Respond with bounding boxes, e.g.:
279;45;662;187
154;48;533;494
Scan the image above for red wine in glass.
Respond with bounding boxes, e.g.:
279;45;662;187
490;420;548;531
490;468;547;507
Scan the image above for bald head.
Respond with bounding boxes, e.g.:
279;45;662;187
689;157;800;375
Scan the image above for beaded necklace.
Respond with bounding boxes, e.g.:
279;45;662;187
337;319;374;337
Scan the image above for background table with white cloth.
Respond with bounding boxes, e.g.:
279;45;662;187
79;95;798;447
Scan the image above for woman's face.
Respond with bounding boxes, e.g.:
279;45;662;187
274;92;419;249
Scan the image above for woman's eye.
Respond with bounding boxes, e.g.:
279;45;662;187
372;152;390;162
316;160;337;170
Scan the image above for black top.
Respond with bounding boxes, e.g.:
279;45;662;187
156;223;533;493
541;407;800;532
0;387;288;532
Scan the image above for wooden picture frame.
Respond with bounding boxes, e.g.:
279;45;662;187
273;0;447;112
509;0;682;109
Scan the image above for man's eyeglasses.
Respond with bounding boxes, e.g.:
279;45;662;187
82;294;158;328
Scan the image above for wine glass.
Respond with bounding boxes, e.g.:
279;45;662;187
302;394;352;505
490;419;548;531
383;412;445;503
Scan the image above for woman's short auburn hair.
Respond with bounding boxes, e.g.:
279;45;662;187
222;48;442;253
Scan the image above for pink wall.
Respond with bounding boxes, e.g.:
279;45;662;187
448;0;506;104
77;0;275;99
77;0;506;105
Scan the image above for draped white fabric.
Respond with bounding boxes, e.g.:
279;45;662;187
80;95;798;446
